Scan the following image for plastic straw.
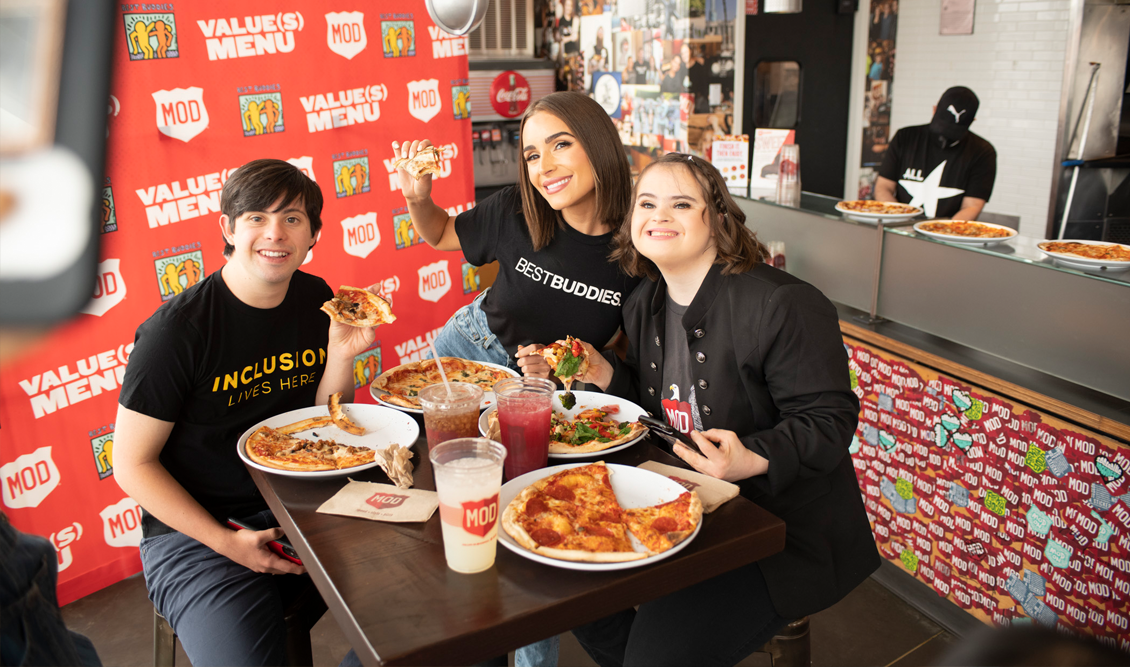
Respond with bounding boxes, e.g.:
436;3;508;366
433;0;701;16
429;341;454;399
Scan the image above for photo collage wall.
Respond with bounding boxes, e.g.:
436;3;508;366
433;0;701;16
858;0;898;198
535;0;738;166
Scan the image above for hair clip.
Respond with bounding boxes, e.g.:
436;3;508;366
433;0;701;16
686;154;694;161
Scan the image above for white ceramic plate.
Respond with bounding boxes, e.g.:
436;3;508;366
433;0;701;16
1037;239;1130;271
479;391;650;459
913;220;1018;245
835;201;922;224
237;404;419;478
498;463;701;571
369;359;519;414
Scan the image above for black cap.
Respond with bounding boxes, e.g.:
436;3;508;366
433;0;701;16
929;87;979;142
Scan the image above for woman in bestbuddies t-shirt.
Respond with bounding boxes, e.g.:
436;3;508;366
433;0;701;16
566;153;879;667
391;92;639;378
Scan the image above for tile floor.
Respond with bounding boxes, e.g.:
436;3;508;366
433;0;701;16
61;572;958;666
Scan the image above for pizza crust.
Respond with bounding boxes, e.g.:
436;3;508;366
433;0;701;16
328;392;365;435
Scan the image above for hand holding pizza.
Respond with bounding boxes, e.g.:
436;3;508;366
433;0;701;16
220;525;306;575
568;339;613;391
516;344;552;379
327;316;377;360
674;429;769;483
391;139;436;203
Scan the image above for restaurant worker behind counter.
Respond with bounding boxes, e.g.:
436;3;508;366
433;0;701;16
875;86;997;221
391;92;640;379
562;153;881;667
112;159;377;667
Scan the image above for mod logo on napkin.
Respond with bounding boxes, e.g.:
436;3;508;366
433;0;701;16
318;481;438;522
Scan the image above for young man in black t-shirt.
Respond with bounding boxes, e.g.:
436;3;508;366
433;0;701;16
875;86;997;220
113;160;376;666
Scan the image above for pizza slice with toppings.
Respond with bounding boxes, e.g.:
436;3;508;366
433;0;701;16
536;336;590;409
622;492;703;555
321;286;396;327
501;462;645;562
245;426;376;472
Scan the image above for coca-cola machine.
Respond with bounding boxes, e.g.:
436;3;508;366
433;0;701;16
468;59;555;190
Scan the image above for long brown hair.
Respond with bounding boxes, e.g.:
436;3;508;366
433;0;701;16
611;153;769;280
517;92;632;250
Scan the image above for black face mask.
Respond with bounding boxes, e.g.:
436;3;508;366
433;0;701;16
935;133;961;150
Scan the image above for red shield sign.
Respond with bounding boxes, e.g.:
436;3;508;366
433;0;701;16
366;492;408;510
461;494;499;537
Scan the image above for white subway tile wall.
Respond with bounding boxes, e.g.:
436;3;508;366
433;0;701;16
884;0;1070;238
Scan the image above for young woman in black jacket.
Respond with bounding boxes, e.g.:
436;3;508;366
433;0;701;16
567;153;880;667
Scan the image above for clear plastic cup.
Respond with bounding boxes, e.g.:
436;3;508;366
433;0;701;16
493;377;555;481
419;383;483;452
430;438;507;574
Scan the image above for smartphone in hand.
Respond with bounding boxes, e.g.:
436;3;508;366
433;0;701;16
226;517;303;565
640;415;702;455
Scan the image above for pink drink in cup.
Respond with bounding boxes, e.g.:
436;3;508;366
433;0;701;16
493;377;555;480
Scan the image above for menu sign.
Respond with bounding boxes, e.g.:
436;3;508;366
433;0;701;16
711;134;749;197
749;129;795;200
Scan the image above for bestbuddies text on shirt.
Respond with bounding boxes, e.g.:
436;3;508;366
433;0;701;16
514;258;622;306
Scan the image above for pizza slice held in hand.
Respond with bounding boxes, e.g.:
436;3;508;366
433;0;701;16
537;336;589;409
321;286;396;327
392;146;443;180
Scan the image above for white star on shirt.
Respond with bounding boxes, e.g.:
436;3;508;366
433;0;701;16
899;161;964;218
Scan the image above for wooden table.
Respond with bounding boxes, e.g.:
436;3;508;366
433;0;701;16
249;435;786;666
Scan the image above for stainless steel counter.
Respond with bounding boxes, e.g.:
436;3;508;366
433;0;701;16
737;193;1130;402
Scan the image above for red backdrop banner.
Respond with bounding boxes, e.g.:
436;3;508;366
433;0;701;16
0;1;477;605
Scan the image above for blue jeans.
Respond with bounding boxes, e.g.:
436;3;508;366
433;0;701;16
140;510;323;667
430;288;519;372
1;514;102;667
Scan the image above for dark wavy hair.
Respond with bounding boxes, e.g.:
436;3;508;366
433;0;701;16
517;92;632;251
611;153;769;280
220;159;323;258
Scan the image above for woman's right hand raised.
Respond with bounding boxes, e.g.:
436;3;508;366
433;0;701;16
392;139;433;203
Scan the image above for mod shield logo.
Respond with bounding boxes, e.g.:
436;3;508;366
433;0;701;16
239;91;284;136
90;430;114;480
326;11;367;59
81;259;126;317
452;84;471;120
102;182;118;233
392;211;425;249
353;345;382;389
123;11;179;60
366;491;407;510
101;497;143;548
154;248;204;301
2;447;61;509
462;261;480;294
332;154;369;197
380;20;414;57
341;212;380;258
287;156;316;182
152;87;209;142
407;79;441;123
461;494;499;538
418;260;451;303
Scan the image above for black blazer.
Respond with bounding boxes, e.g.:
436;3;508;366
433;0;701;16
605;262;880;619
